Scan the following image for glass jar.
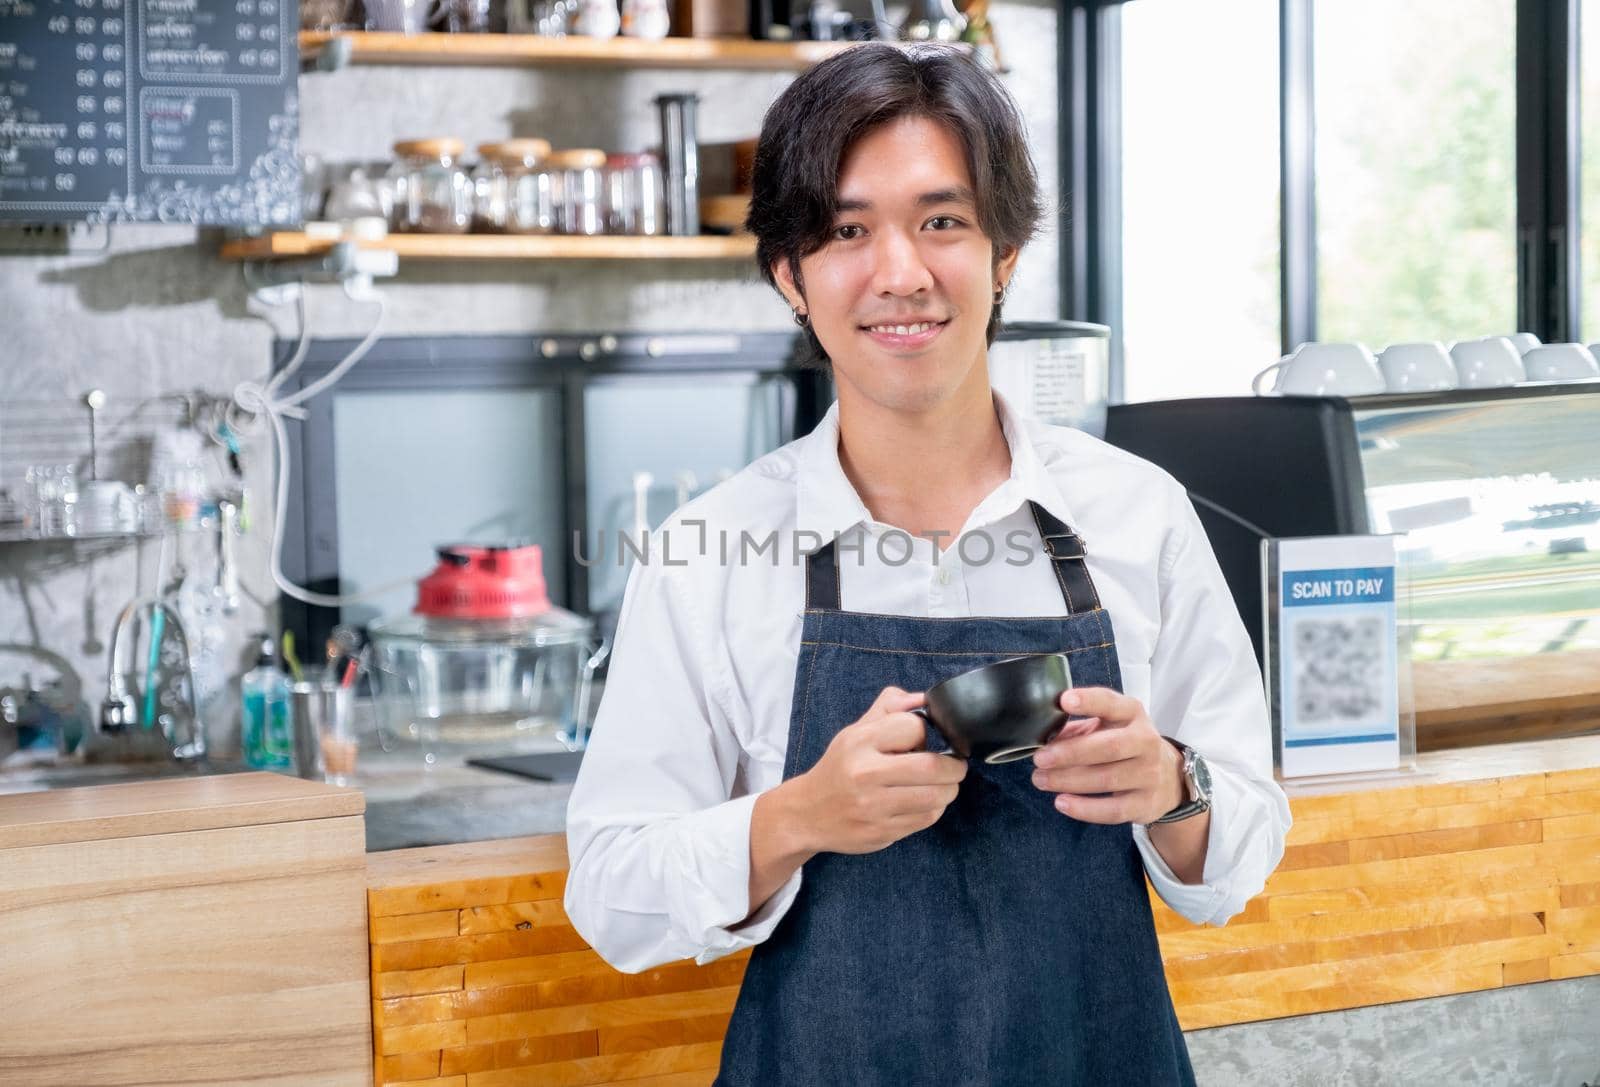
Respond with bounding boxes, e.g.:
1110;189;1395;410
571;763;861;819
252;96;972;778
438;0;493;32
388;138;473;234
472;138;556;234
548;148;608;235
299;0;348;30
604;151;665;236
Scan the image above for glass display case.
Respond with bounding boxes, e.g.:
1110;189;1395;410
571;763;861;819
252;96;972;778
1106;381;1600;750
1355;390;1600;664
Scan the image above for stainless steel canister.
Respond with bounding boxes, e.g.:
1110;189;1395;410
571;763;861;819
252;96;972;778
654;93;700;236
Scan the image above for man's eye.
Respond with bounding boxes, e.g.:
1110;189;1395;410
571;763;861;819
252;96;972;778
833;225;864;241
927;216;962;230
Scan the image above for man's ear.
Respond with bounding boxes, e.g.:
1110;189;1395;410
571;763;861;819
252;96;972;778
771;258;806;313
994;245;1021;292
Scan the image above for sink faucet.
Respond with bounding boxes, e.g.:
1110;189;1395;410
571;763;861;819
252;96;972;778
89;599;205;763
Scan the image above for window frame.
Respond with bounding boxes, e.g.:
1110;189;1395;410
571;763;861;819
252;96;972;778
1062;0;1584;397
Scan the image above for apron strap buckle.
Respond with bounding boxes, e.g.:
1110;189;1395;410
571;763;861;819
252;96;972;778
1041;532;1087;561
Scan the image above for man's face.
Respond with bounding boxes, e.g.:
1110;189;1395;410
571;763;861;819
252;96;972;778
775;115;1017;415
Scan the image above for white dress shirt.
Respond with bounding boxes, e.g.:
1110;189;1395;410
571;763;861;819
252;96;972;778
564;390;1291;974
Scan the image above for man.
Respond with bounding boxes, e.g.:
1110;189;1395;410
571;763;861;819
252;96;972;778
565;43;1290;1086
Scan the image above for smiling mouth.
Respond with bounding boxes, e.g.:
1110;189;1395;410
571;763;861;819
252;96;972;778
861;320;948;336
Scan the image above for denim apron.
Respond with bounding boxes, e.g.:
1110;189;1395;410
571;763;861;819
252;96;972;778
715;502;1195;1087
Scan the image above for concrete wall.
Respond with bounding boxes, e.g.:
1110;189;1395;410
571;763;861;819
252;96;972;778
1187;974;1600;1086
0;2;1062;753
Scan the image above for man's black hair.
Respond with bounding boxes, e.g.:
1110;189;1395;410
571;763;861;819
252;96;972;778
746;43;1045;370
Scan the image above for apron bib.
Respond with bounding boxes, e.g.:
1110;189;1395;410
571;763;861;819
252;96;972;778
715;503;1195;1086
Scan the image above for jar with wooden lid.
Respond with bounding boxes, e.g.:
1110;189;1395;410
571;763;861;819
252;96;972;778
472;138;555;234
549;149;608;236
388;138;473;234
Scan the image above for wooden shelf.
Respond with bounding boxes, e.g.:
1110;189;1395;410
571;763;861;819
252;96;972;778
218;231;756;262
300;30;853;70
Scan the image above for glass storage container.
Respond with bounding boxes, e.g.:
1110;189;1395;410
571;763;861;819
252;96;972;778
472;138;556;234
604;151;665;236
388;138;473;234
367;544;608;750
548;149;608;236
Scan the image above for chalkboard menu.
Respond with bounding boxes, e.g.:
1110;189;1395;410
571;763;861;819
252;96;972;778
0;0;298;224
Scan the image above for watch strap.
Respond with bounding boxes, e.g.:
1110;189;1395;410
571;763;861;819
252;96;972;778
1151;741;1210;825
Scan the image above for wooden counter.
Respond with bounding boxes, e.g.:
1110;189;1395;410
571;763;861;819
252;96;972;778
366;837;743;1086
0;773;373;1087
1412;650;1600;750
358;736;1600;1084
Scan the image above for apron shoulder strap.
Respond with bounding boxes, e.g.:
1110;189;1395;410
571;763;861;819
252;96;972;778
805;504;1100;616
805;539;841;611
1029;501;1102;616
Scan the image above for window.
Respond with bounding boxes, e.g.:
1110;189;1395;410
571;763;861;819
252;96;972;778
1314;0;1517;347
332;387;567;625
1583;0;1600;343
1119;0;1281;402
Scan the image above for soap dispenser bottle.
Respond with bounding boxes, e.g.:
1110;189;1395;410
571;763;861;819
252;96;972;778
241;633;292;770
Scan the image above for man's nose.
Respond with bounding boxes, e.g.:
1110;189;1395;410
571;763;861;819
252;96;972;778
870;229;934;298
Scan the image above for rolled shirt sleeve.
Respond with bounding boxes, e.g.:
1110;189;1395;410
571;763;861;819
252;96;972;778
564;537;802;974
1133;486;1292;926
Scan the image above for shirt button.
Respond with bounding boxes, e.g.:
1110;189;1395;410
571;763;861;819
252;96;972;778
937;569;951;586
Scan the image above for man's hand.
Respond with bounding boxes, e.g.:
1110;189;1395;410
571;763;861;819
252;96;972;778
790;685;969;855
745;686;968;923
1028;687;1186;826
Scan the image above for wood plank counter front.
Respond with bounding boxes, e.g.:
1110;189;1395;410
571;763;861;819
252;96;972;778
363;736;1600;1087
0;772;373;1087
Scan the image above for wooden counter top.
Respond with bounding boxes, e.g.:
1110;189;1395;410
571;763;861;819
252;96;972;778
1412;651;1600;751
0;769;364;849
356;742;1600;1085
1281;731;1600;799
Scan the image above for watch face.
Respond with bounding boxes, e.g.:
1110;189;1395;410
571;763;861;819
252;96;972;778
1191;753;1212;799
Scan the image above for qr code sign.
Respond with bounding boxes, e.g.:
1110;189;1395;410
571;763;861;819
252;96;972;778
1291;616;1386;724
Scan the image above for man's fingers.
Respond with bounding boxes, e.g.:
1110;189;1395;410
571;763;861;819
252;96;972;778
882;783;961;818
1031;755;1142;796
1058;686;1139;723
867;685;926;717
865;711;930;755
1052;792;1141;824
1033;725;1136;770
1049;716;1101;743
878;750;968;785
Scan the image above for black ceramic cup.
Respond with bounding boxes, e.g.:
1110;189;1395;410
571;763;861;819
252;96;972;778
912;652;1075;764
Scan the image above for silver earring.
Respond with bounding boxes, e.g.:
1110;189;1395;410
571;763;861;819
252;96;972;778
793;309;810;328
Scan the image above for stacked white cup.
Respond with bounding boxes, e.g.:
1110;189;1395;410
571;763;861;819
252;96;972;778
1252;332;1600;396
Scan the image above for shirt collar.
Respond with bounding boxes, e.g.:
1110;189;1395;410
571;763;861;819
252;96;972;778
794;389;1080;541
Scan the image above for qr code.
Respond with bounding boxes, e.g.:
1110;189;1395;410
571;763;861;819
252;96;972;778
1291;616;1385;724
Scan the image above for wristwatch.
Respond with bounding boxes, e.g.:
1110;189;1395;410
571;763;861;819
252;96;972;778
1151;740;1212;825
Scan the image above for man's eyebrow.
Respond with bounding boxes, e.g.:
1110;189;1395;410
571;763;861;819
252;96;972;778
916;187;976;208
834;187;978;213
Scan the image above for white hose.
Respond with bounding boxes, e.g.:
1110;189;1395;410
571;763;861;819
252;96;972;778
231;285;424;608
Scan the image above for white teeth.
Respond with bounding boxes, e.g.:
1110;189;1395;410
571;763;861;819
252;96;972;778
870;322;936;335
